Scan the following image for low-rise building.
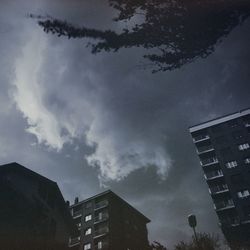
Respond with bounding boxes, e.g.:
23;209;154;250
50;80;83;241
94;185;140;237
69;190;150;250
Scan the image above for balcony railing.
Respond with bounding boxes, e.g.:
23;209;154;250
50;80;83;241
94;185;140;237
205;170;223;180
193;135;210;143
197;145;214;155
201;157;219;167
69;236;80;247
72;210;82;218
209;184;229;194
95;200;109;210
94;227;109;238
94;213;109;224
220;217;240;227
214;199;235;211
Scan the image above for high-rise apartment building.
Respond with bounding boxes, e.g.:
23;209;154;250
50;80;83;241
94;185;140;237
68;190;150;250
189;109;250;247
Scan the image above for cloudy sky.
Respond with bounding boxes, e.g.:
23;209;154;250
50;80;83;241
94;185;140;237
1;0;250;248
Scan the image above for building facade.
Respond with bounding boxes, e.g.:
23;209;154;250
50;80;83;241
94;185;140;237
0;162;77;250
68;190;150;250
189;108;250;247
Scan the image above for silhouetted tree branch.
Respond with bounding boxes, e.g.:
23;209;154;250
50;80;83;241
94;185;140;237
33;0;250;72
151;241;168;250
174;233;221;250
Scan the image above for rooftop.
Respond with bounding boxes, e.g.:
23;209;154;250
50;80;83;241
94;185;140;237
189;108;250;133
70;190;150;223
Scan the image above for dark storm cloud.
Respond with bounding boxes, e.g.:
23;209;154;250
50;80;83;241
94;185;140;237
0;0;250;248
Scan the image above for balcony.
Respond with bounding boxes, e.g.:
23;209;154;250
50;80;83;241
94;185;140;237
94;213;109;224
76;222;82;230
72;210;82;218
94;227;109;239
201;157;219;167
220;217;240;227
197;145;214;155
193;135;210;143
209;184;229;195
205;170;223;180
69;236;80;247
95;200;109;210
214;199;235;211
94;242;109;250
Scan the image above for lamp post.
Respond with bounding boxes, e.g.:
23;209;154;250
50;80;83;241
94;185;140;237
188;214;198;245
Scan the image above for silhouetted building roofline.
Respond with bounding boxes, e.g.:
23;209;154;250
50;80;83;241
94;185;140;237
0;162;77;233
71;189;150;223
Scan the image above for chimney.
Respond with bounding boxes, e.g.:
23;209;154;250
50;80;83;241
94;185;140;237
74;197;79;204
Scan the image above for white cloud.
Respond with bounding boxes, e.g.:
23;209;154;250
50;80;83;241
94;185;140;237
10;28;172;182
12;30;72;150
85;111;172;182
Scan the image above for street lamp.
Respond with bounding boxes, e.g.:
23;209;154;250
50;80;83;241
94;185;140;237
188;214;198;244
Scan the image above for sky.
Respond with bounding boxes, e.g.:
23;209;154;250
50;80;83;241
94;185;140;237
0;0;250;248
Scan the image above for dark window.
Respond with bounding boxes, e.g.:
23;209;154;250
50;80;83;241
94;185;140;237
228;119;238;128
243;206;250;217
214;135;227;144
73;205;82;217
243;115;250;123
232;131;244;140
85;202;92;209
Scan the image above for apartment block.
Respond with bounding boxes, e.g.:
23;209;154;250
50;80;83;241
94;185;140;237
68;190;150;250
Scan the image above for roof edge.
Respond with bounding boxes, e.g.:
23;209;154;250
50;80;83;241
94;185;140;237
189;108;250;133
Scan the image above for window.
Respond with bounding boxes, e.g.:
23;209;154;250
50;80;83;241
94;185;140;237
238;143;250;151
228;120;238;128
84;243;91;250
98;212;104;220
225;161;238;168
72;206;82;217
85;214;92;222
85;228;92;235
97;241;102;249
244;206;250;217
77;222;82;230
232;131;243;140
237;190;250;198
85;202;92;209
245;121;250;127
245;158;250;164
